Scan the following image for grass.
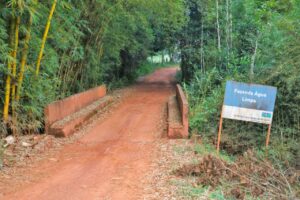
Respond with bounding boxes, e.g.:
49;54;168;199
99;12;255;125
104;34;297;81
194;142;235;164
173;180;230;200
170;141;241;199
0;141;4;169
176;180;266;200
173;145;189;155
168;141;236;199
136;61;178;77
181;184;210;199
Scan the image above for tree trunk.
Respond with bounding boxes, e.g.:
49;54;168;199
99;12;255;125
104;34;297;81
229;0;233;49
35;0;57;77
3;17;16;121
11;16;20;103
250;37;259;81
17;14;33;101
201;16;205;72
216;0;221;52
226;0;230;67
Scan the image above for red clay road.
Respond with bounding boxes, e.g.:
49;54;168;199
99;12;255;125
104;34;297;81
3;67;179;200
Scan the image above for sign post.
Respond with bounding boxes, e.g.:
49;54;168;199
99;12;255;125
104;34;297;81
217;81;277;153
217;108;223;153
265;124;272;148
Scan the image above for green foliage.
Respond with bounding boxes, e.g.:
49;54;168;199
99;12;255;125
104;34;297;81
184;67;247;135
0;143;3;168
180;0;299;166
0;0;185;135
194;142;235;163
136;61;177;78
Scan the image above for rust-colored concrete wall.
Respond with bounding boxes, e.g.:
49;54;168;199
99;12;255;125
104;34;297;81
175;84;189;138
45;85;106;133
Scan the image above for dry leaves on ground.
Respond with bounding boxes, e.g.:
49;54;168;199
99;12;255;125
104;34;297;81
175;151;300;200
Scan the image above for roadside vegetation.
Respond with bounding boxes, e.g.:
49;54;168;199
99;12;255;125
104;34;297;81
178;0;300;199
0;0;185;135
136;61;177;78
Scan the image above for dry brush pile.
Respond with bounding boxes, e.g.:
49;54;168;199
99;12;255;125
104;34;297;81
175;151;300;199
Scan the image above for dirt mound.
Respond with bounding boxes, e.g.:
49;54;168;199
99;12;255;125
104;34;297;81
175;151;300;199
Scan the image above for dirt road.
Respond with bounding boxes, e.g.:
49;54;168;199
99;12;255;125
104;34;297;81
2;67;179;200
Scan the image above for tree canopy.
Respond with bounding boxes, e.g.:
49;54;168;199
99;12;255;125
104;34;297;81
0;0;185;133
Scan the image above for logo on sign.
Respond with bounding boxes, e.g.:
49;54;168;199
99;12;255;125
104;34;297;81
262;112;272;118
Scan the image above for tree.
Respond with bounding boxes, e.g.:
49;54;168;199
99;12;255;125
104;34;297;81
0;0;186;134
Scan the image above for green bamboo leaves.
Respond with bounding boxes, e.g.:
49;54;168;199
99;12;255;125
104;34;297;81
1;0;185;133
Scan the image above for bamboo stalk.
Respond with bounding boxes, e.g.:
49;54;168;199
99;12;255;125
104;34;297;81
11;16;21;103
229;0;233;49
16;14;32;101
250;37;259;80
216;0;221;52
201;16;205;72
3;18;16;122
35;0;57;77
226;0;230;67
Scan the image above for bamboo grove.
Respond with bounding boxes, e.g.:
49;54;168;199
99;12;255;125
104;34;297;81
0;0;185;134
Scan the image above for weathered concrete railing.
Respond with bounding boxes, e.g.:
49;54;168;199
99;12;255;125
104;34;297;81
45;85;112;137
167;84;189;138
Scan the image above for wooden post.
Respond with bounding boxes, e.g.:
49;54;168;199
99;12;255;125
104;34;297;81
217;106;224;153
265;124;272;148
265;124;272;157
